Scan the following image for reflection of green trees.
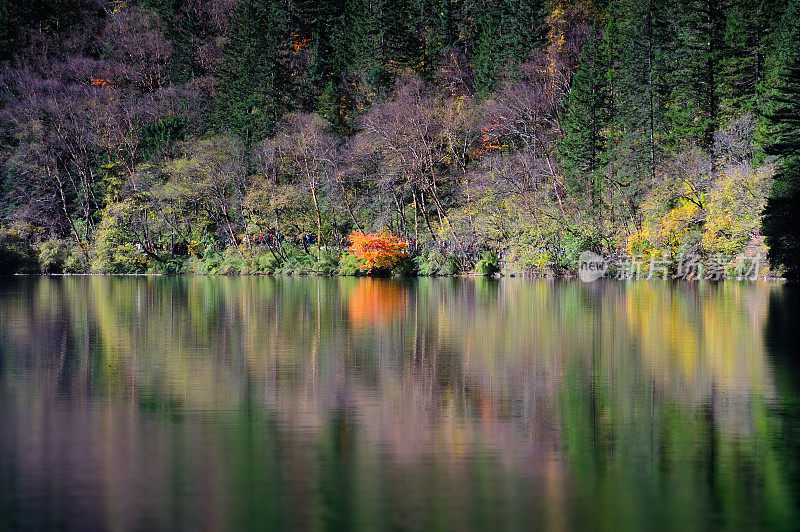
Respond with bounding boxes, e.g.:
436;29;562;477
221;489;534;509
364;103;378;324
555;281;797;530
0;278;798;529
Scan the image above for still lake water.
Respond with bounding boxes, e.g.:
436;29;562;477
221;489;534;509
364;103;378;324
0;276;799;531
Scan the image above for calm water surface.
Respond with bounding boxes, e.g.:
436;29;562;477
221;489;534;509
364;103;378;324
1;277;799;531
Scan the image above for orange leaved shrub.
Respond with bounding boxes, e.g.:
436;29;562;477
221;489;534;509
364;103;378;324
347;231;408;274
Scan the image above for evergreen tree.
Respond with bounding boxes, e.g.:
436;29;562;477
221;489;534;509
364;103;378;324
300;0;350;119
664;0;725;149
341;0;423;92
467;0;545;97
213;0;292;144
559;24;610;218
142;0;202;83
0;0;88;60
762;0;800;278
606;0;670;191
718;0;784;121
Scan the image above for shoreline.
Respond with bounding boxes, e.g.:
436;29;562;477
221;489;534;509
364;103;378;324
4;273;786;282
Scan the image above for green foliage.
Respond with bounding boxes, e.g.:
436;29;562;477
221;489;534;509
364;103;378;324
559;24;610;214
391;254;418;277
469;0;545;96
37;239;69;274
254;253;282;275
213;0;292;143
474;251;501;277
140;116;186;159
276;254;315;276
313;249;341;276
216;248;250;276
90;202;150;274
64;247;89;274
338;252;363;276
762;0;800;278
413;250;460;276
149;255;188;275
0;0;86;60
0;0;794;279
663;0;726;148
0;228;37;274
718;0;782;121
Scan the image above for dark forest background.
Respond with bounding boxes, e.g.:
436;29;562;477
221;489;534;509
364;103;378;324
1;0;799;277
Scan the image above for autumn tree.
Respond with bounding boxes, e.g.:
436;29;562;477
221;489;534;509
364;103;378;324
258;113;340;252
162;136;248;253
348;231;409;274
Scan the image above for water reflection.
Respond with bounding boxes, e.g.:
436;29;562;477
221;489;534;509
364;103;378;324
0;277;798;530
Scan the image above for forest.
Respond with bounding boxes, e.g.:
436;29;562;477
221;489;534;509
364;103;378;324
1;0;799;277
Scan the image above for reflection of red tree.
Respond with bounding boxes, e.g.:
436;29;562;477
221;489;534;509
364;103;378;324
472;389;500;422
347;279;408;326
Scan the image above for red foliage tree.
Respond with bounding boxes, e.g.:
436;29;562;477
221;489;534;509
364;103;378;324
348;231;408;274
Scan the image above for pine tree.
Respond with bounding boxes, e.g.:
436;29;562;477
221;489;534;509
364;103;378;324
213;0;292;144
142;0;202;83
664;0;726;150
343;0;422;91
300;0;350;122
762;0;800;278
718;0;784;121
467;0;545;97
605;0;671;192
559;23;610;218
0;0;87;60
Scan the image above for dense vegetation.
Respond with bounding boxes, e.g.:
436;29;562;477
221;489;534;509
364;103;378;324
1;0;798;276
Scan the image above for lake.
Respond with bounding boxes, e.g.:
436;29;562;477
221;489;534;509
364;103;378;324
1;276;799;531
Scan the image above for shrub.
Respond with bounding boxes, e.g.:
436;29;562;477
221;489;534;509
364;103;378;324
38;240;69;273
65;247;89;273
0;229;37;274
198;253;222;274
277;254;314;275
149;255;187;275
415;250;442;275
474;251;501;276
313;249;340;275
413;250;460;276
392;255;418;276
90;202;149;273
347;231;408;275
217;248;250;275
442;256;461;276
338;252;363;276
254;253;282;274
